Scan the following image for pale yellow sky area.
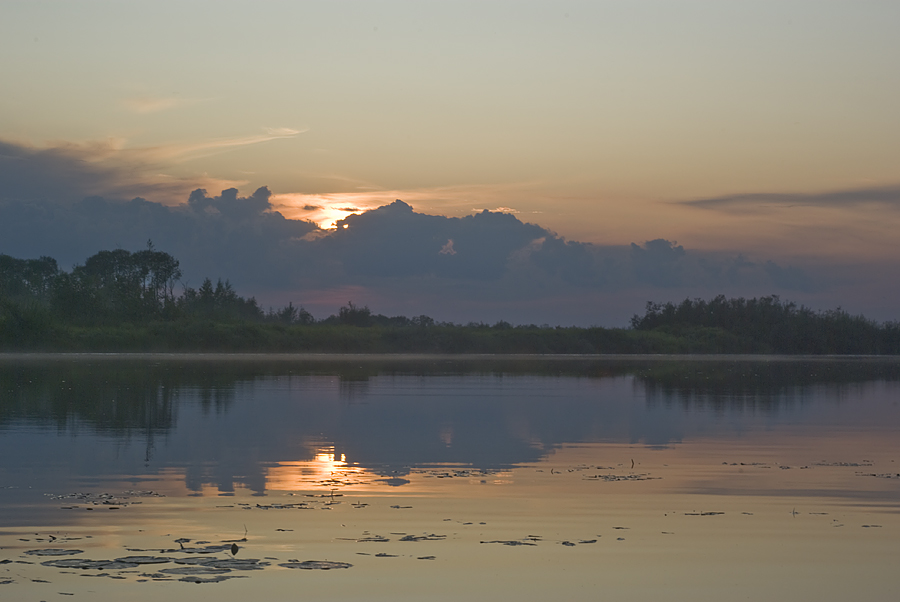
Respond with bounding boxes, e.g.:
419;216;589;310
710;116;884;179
1;1;899;262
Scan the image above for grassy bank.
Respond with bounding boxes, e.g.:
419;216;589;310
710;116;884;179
0;320;848;354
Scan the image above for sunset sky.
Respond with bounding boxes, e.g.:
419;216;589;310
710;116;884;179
2;1;899;325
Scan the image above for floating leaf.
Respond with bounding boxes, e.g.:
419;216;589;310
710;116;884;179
179;575;246;584
279;560;353;570
161;566;231;575
24;549;83;557
41;559;139;570
114;556;173;564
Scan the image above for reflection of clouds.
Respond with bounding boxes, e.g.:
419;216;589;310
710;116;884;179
5;361;900;500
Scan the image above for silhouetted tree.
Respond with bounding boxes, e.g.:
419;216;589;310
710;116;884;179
337;301;372;327
180;278;263;322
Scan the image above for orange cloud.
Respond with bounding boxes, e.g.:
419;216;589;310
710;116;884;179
269;182;540;229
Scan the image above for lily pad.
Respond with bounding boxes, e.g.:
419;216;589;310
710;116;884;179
202;558;267;570
41;559;139;570
114;556;173;564
180;544;231;554
25;549;83;557
399;534;446;542
160;566;231;575
279;560;353;570
179;575;246;583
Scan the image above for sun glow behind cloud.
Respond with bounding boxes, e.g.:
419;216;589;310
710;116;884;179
271;192;381;229
270;185;531;230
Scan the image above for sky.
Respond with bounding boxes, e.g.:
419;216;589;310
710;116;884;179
1;1;899;326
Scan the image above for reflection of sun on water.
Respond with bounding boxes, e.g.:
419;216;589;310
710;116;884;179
266;446;370;492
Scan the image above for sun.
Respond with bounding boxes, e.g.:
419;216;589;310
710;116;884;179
269;192;381;229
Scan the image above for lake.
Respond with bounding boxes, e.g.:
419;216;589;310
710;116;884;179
2;354;899;601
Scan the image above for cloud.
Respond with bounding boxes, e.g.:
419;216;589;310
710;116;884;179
130;127;306;164
264;127;305;137
269;193;383;229
0;184;881;325
763;260;818;292
439;239;456;255
0;132;304;205
682;185;900;214
122;95;196;114
320;201;550;281
0;137;238;205
275;201;821;313
630;239;686;287
0;187;318;290
269;181;543;225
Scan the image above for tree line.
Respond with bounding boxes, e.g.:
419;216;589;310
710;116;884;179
630;295;900;354
2;244;258;326
2;247;899;353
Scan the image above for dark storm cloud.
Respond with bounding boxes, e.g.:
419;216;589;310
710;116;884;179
0;139;126;202
629;239;686;287
0;135;880;323
0;138;212;203
0;188;814;301
763;260;818;292
1;188;821;323
0;188;317;290
279;206;821;324
317;200;549;281
289;200;811;295
188;187;272;220
682;185;900;213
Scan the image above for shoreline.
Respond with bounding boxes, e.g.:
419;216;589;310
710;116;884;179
2;352;899;362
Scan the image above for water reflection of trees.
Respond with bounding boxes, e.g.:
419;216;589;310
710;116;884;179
3;357;900;494
3;357;899;431
636;360;900;412
0;361;246;434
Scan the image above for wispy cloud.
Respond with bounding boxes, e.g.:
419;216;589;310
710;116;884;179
129;127;307;164
681;185;900;214
0;128;306;204
122;95;194;114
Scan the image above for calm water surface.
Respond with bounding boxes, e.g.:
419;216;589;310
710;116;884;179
1;355;899;601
